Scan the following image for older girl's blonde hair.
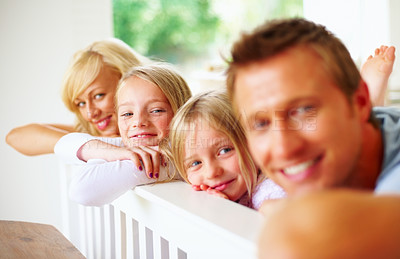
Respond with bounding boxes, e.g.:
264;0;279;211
61;38;150;135
164;90;259;201
115;62;192;114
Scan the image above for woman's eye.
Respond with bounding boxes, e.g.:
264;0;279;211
218;147;233;156
76;102;85;108
94;93;105;99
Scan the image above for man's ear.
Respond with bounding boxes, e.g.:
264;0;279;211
353;80;373;122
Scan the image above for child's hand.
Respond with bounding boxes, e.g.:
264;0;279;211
127;145;166;179
191;184;229;199
191;184;210;191
78;140;164;179
192;185;202;191
206;188;229;199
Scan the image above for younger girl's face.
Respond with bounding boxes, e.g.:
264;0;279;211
183;119;247;201
74;66;120;137
117;76;174;147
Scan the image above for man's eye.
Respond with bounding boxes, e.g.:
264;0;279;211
253;119;270;130
290;105;315;117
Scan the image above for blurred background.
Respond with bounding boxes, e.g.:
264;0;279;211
1;0;399;232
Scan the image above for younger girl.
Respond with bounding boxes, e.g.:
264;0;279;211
55;63;191;206
164;90;286;209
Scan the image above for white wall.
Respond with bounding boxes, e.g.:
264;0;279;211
0;0;112;231
304;0;400;90
1;0;399;233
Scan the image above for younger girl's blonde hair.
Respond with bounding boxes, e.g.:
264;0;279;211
164;90;260;201
61;38;150;135
115;62;192;114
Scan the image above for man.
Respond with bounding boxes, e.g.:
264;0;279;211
226;18;400;258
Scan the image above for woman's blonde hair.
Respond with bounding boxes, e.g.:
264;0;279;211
163;90;260;200
115;62;192;114
61;38;150;135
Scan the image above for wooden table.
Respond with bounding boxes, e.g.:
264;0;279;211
0;220;85;258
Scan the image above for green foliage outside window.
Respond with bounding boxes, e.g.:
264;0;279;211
113;0;303;65
113;0;220;63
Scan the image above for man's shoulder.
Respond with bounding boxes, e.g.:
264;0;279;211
373;106;400;121
374;106;400;193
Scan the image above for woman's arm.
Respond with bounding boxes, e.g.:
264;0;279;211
6;123;75;156
69;159;173;206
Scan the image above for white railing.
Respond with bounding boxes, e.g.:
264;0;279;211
59;164;263;259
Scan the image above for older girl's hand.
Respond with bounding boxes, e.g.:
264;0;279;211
78;139;165;179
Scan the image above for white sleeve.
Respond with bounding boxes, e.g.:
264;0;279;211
68;159;174;206
54;132;123;165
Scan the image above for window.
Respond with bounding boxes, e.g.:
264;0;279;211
113;0;303;92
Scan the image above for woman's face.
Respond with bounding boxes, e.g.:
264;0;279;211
74;66;120;136
117;76;174;147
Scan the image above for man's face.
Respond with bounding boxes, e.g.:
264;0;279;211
234;47;365;197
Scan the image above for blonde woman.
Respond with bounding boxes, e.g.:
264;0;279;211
6;38;150;155
54;63;191;206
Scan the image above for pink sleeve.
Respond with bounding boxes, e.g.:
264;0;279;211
251;178;287;210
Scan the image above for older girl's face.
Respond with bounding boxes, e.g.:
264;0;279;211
117;76;174;147
74;66;120;137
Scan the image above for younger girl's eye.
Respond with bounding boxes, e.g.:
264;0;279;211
189;160;201;168
218;147;233;156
